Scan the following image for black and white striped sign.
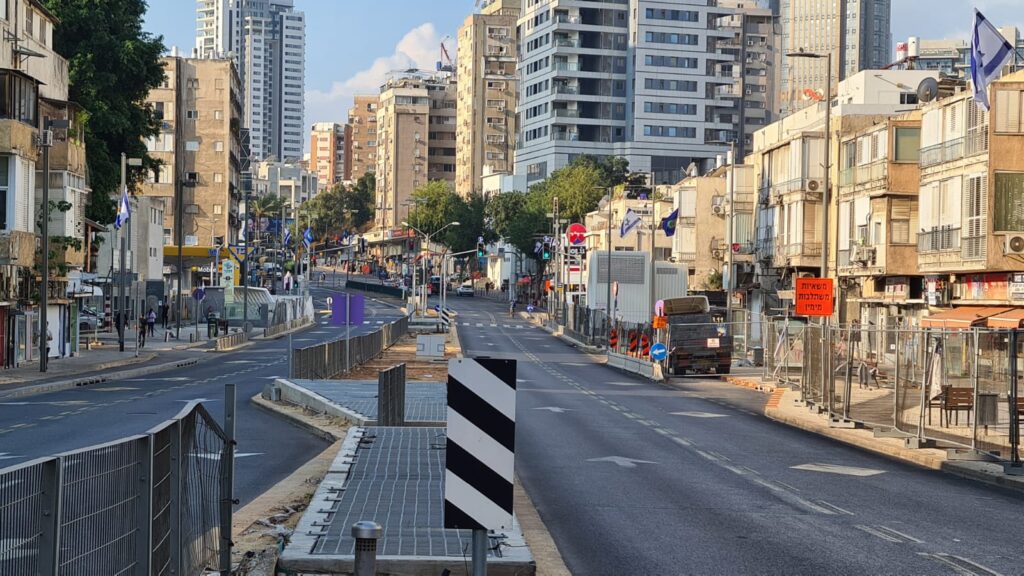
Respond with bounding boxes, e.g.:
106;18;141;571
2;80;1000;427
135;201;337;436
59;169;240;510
444;358;517;530
441;307;454;330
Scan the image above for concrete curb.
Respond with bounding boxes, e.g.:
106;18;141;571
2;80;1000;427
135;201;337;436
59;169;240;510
250;393;340;442
253;319;315;341
0;356;202;400
518;312;606;354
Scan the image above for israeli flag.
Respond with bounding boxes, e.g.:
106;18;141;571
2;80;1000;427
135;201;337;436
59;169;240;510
283;229;292;246
971;9;1013;111
620;208;642;238
114;187;131;230
303;227;314;249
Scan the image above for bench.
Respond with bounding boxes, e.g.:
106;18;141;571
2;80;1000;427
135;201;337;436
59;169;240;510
943;387;974;427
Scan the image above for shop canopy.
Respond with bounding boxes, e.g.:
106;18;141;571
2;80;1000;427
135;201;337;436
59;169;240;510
985;308;1024;329
920;307;1015;329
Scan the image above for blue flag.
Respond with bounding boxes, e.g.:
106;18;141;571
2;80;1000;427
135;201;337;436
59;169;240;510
114;187;131;230
303;228;314;249
660;208;679;237
620;208;642;238
283;229;292;246
971;9;1013;111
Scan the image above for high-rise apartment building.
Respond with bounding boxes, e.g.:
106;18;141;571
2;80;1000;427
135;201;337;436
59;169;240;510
347;95;379;182
455;0;521;197
777;0;891;115
141;56;244;250
309;122;349;192
374;73;457;229
716;0;777;160
515;0;733;186
195;0;306;161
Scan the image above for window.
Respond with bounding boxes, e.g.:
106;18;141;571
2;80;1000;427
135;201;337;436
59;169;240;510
24;9;32;38
964;174;988;258
0;70;39;125
214;173;223;183
643;125;695;138
993;172;1023;232
214;110;223;120
899;93;918;105
893;127;920;163
186;110;198;120
213;204;223;215
214;141;224;152
0;157;7;229
994;90;1024;133
644;102;696;115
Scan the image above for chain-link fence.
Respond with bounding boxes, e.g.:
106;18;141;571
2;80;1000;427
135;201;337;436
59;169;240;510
798;323;1024;464
291;315;410;379
0;401;230;576
563;304;609;347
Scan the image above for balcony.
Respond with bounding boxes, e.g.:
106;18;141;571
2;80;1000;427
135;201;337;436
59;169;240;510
0;231;37;267
775;242;822;267
918;226;961;253
839;159;887;191
554;62;581;72
676;252;697;262
552;108;580;118
553;84;579;95
920;137;965;168
555;38;579;48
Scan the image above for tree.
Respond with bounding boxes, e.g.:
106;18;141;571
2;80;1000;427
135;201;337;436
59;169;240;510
44;0;166;224
350;173;376;231
568;155;630;189
407;181;463;235
486;191;546;260
531;163;605;222
447;193;496;253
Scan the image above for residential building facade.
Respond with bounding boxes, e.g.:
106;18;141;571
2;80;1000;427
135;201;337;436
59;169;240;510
515;0;733;186
715;0;778;160
455;0;521;197
309;122;348;192
253;159;318;207
374;72;457;229
195;0;306;161
141;56;244;295
347;94;379;182
777;0;892;115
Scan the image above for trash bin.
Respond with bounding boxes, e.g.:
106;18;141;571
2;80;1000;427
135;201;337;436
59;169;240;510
207;318;219;338
751;346;764;367
977;393;999;427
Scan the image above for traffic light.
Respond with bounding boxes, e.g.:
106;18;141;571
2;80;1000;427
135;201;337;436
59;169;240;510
542;241;551;261
476;241;486;258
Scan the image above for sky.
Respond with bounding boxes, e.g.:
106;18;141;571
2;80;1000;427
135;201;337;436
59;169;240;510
143;0;1024;133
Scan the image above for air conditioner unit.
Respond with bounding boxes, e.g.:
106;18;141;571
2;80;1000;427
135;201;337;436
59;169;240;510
40;130;53;147
851;245;875;264
711;249;724;260
1005;235;1024;254
712;204;726;216
806;179;822;192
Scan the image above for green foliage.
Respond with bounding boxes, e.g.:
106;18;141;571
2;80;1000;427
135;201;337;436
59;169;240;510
44;0;167;224
35;200;82;278
404;182;495;254
485;191;546;260
300;179;375;239
703;269;723;291
350;173;376;230
568;155;630;189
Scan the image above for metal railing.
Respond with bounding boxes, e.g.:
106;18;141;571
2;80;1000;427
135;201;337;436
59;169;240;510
920;137;966;168
799;323;1023;467
0;401;230;576
917;226;961;253
264;316;311;339
290;315;410;379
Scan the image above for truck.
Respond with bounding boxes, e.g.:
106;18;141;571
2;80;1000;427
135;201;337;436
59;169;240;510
664;296;733;375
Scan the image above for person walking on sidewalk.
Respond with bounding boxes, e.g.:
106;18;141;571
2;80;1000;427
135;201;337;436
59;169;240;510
160;301;169;328
138;314;147;348
146;308;157;337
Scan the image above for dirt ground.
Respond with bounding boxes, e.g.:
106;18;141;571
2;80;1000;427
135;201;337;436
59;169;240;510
345;329;459;381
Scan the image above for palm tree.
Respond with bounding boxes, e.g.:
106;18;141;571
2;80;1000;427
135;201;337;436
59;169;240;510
249;194;286;245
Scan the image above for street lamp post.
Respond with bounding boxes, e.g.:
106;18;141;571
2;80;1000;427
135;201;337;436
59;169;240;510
117;154;144;353
401;220;460;315
786;48;832;279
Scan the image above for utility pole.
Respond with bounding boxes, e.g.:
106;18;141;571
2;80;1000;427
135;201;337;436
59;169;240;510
726;141;736;321
39;118;53;371
118;153;128;352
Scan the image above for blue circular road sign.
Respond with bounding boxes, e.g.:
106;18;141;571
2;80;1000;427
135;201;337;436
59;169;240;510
650;342;668;361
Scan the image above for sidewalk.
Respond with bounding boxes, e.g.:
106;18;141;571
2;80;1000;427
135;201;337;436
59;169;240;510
0;325;214;399
85;323;218;352
718;376;1024;494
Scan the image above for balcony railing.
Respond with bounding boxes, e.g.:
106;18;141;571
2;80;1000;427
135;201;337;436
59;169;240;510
554;62;581;72
775;242;822;260
920;137;965;168
555;38;579;48
552;108;580;118
918;226;961;253
676;252;697;262
840;159;887;190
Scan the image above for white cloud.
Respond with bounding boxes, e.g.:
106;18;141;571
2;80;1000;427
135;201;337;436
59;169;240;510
305;23;445;125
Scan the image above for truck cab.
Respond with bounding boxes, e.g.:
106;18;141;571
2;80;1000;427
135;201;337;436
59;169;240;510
664;296;733;375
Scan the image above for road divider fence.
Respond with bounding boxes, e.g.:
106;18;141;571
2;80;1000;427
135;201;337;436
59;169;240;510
290;315;410;379
0;400;231;576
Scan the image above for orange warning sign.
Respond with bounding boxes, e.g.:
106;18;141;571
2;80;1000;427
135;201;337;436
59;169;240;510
795;278;834;317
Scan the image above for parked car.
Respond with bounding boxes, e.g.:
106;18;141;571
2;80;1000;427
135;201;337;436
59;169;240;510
456;283;475;297
78;309;101;331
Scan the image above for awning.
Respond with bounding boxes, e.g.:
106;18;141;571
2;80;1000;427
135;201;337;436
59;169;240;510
986;308;1024;329
920;307;1014;329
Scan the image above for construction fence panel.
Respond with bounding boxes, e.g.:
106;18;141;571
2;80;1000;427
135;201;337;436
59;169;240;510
0;401;229;576
291;315;410;379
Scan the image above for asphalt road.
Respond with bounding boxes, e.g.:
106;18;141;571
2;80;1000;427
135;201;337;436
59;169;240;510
448;296;1024;576
0;278;403;506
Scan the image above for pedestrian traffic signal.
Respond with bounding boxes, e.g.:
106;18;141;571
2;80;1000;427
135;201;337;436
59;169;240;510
542;241;551;260
477;241;486;258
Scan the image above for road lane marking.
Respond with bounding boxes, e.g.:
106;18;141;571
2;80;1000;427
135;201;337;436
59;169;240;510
587;456;656;469
918;553;1002;576
670;411;728;418
91;387;140;392
791;463;886;477
815;500;855;515
876;526;923;544
854;524;903;543
533;407;571;414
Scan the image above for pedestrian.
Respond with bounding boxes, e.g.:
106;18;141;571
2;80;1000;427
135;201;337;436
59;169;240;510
509;298;516;318
159;300;168;328
147;308;157;336
138;314;146;347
